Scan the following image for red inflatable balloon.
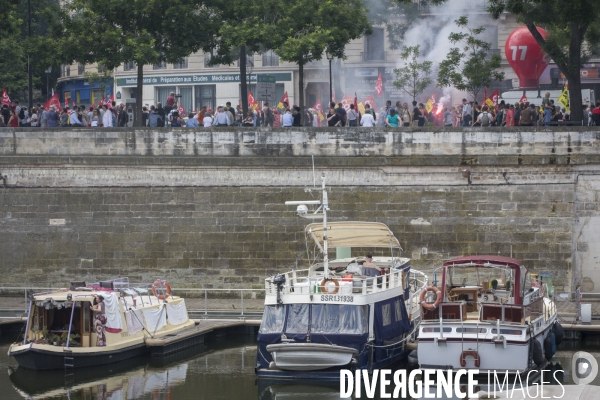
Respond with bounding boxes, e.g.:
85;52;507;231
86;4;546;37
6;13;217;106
505;26;550;89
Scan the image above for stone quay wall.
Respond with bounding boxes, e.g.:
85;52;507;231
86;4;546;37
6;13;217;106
0;126;599;292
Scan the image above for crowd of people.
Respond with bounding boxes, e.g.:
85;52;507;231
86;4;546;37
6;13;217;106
3;91;600;128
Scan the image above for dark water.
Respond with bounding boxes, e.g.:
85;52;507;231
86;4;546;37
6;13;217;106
1;333;598;400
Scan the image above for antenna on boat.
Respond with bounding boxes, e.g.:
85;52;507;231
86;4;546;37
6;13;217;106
284;173;329;278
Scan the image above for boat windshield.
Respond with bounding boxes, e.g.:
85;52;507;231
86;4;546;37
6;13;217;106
259;304;368;335
448;266;512;288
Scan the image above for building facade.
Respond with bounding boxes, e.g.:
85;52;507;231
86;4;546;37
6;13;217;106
56;2;600;114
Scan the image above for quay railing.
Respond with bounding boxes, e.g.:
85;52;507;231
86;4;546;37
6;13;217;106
0;286;265;318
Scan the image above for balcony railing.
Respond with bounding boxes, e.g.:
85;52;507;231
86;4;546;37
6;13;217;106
361;51;387;62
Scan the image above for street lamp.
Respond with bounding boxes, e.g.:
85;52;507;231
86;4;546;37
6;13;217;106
326;51;334;107
45;67;52;100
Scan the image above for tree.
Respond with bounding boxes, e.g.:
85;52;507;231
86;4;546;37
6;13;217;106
271;0;371;124
437;16;504;102
208;2;279;117
487;0;600;121
0;0;26;97
62;0;220;126
393;45;432;101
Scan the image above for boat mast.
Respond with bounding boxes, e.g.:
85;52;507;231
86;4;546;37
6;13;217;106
321;173;329;279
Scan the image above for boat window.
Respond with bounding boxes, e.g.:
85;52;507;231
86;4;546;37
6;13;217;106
382;304;392;326
285;304;309;334
258;305;286;334
491;328;522;335
311;304;368;335
449;266;511;289
421;327;452;333
394;300;402;321
456;327;487;334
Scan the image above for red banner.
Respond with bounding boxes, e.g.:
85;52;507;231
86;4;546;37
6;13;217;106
340;94;354;112
248;91;259;111
375;73;383;97
1;88;10;106
362;95;375;109
44;93;62;113
519;93;528;104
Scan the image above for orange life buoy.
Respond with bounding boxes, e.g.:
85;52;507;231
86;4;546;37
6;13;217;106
420;286;442;310
320;278;339;294
460;350;481;367
152;279;172;300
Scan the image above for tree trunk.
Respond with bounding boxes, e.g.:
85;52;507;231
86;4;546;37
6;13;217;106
299;61;304;125
240;46;248;117
135;63;144;127
567;22;583;122
526;23;585;122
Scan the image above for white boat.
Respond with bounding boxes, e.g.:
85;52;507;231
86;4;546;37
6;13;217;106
8;277;197;370
416;255;563;374
256;174;427;379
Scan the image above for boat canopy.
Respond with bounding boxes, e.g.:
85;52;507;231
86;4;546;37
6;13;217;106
305;221;401;249
441;255;527;305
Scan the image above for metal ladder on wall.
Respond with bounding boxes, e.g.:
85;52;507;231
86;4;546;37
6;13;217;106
64;347;75;389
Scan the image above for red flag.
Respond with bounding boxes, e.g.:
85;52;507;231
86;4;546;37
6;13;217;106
362;95;375;109
354;93;358;113
1;88;10;106
44;93;62;113
107;94;115;108
312;99;324;127
341;94;354;111
519;93;528;104
248;91;258;111
375;73;383;97
277;91;289;109
178;103;187;117
485;89;499;109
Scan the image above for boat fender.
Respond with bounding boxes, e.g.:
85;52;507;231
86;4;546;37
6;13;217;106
420;286;442;310
152;279;172;300
460;350;481;367
408;349;418;366
552;323;564;346
544;332;556;361
320;278;339;294
533;338;545;366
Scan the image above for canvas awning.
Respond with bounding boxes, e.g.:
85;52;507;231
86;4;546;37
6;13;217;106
305;221;401;249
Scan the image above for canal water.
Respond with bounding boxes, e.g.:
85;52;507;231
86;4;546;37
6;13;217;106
0;333;598;400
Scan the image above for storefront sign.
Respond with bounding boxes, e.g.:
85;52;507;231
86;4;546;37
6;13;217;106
116;72;292;87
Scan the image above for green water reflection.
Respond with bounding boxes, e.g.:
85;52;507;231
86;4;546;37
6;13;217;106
0;334;598;400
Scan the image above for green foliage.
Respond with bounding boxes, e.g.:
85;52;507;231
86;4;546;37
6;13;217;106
393;45;432;101
0;0;26;97
487;0;600;120
270;0;371;112
437;16;504;101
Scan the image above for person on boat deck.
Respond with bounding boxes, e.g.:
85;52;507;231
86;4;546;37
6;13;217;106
90;295;106;347
363;254;382;273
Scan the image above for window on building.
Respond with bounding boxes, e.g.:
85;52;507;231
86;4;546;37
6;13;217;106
179;87;192;113
155;86;176;106
237;54;254;68
262;50;279;67
173;58;188;69
153;61;167;70
78;64;85;75
97;64;107;74
364;28;385;61
124;61;136;71
195;85;216;111
204;52;215;68
63;66;70;77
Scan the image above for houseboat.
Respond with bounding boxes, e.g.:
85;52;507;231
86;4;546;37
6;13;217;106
255;174;427;379
8;277;197;370
416;255;563;374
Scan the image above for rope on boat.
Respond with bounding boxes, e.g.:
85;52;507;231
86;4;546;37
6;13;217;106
365;323;419;349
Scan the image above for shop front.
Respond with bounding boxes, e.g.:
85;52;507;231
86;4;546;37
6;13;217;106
115;72;293;113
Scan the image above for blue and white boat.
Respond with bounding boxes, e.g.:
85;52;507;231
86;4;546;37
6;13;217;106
255;174;427;379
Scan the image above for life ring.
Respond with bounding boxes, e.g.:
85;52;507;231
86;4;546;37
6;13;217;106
152;279;172;300
420;286;442;310
460;350;481;367
320;278;339;294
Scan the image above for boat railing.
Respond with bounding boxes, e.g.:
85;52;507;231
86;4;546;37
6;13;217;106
264;267;411;297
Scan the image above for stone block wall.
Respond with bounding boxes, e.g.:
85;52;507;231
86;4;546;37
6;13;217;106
0;127;598;291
